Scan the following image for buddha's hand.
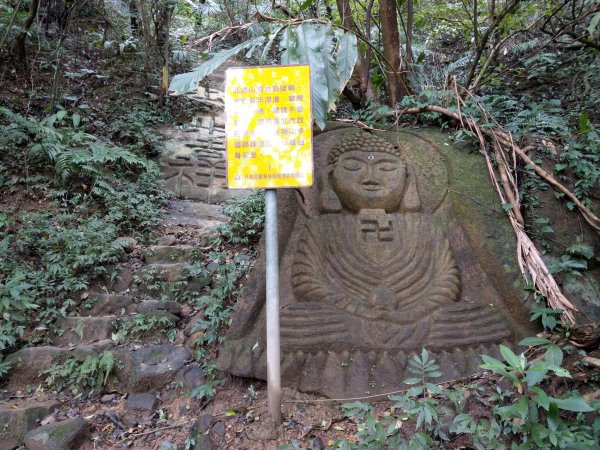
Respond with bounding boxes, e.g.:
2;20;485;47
368;287;397;311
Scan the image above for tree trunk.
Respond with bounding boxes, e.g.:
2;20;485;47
13;0;40;66
406;0;414;66
466;0;522;88
473;0;479;49
135;0;153;74
161;2;174;103
379;0;410;106
336;0;372;107
222;0;238;26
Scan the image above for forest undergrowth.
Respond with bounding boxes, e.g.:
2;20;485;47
0;0;599;448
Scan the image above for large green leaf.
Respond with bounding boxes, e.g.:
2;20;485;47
281;24;357;130
518;336;552;347
551;396;595;412
335;30;358;95
169;36;266;96
499;344;525;371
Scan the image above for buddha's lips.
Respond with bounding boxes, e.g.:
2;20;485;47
362;187;382;192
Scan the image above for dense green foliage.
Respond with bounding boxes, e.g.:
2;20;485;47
214;191;266;245
0;0;598;446
277;346;599;449
40;350;118;395
0;103;168;355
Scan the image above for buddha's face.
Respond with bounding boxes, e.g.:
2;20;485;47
331;151;406;212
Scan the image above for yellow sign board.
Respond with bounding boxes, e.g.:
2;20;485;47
225;65;313;189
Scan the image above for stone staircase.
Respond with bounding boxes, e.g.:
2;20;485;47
0;88;246;449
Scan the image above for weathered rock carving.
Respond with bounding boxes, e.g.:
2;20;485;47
160;89;249;203
162;155;227;202
218;126;534;398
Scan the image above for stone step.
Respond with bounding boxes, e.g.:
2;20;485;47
24;417;89;450
143;245;201;264
80;293;134;316
81;294;184;318
53;316;117;346
136;263;186;283
0;396;61;448
162;200;230;228
5;342;191;397
4;341;114;390
118;311;180;344
112;344;191;393
135;300;182;317
135;263;211;294
97;265;134;293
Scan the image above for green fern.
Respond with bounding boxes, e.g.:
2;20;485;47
0;356;12;380
41;350;118;393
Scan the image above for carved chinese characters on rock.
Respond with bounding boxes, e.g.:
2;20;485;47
162;156;228;203
217;127;533;398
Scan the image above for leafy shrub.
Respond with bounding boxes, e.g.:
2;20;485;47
192;251;252;364
105;103;168;158
0;355;11;380
478;342;599;449
0;107;156;187
0;105;166;353
0;269;38;350
280;344;599;450
214;191;265;245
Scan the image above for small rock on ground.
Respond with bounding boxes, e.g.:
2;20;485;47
126;393;158;412
0;399;61;447
186;415;215;450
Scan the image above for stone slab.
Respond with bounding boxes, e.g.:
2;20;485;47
162;200;229;228
126;393;158;412
114;344;191;392
24;417;88;450
80;293;134;316
135;300;182;316
143;245;202;264
53;316;116;345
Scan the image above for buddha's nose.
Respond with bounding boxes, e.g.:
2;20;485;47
362;165;379;184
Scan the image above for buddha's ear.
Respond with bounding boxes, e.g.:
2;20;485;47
401;165;421;212
319;165;343;213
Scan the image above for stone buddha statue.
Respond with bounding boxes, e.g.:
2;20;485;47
282;131;508;351
218;127;530;398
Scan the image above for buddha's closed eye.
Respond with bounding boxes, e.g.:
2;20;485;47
341;159;363;171
377;163;399;172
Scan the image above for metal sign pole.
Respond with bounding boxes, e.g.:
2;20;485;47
265;188;281;424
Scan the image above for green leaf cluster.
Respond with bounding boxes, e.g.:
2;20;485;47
170;22;357;129
214;191;265;245
478;343;600;449
281;23;357;129
112;313;177;344
40;350;118;394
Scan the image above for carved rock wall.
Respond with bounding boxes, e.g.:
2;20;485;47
218;124;537;398
161;87;250;203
